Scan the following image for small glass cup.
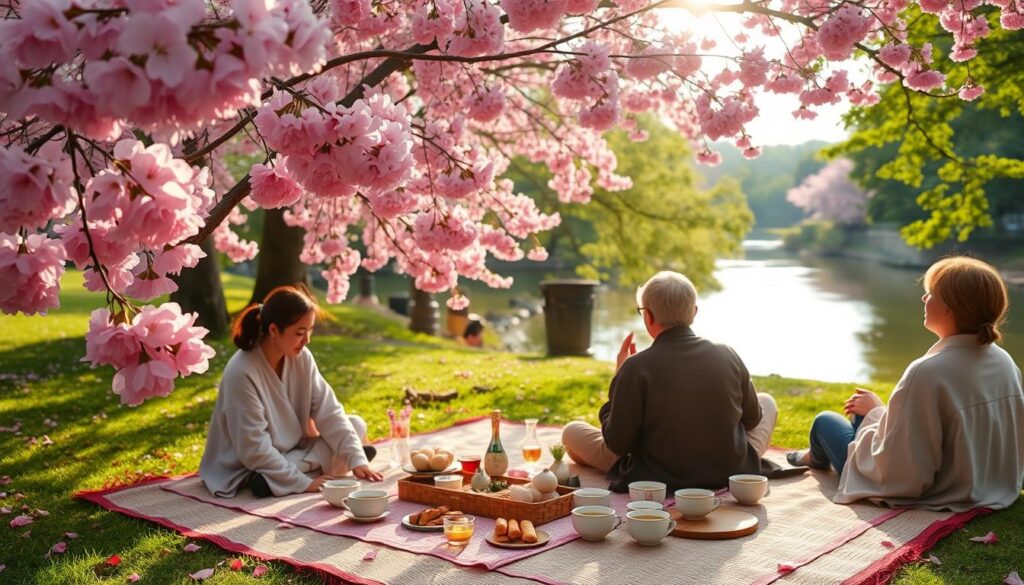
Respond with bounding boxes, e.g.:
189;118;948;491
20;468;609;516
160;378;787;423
443;514;475;546
459;455;481;473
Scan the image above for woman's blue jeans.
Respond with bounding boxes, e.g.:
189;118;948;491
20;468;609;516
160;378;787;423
809;412;863;475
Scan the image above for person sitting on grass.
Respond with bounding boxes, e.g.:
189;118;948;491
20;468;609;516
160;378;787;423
788;257;1024;511
562;270;778;492
463;319;484;348
200;285;382;498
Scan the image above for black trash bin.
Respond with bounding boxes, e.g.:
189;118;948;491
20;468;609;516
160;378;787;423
541;279;599;357
408;286;439;336
388;293;410;316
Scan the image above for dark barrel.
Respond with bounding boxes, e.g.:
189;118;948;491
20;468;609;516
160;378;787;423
541;279;599;356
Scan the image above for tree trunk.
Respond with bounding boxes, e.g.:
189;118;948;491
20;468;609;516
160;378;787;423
170;236;230;339
250;207;309;304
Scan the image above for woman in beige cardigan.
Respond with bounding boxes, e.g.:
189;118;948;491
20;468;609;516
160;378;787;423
200;285;383;498
789;257;1024;511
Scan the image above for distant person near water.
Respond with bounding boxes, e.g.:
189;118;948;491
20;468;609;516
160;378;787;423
463;319;484;348
561;270;778;492
789;256;1024;511
200;285;382;498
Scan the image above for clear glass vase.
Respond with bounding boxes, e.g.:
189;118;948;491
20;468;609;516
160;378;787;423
388;419;411;470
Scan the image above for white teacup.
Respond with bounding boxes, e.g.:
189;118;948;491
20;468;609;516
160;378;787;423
674;488;720;520
321;479;361;508
570;505;619;542
628;481;667;502
573;487;612;508
342;489;389;518
626;509;675;546
729;474;770;505
626;500;664;513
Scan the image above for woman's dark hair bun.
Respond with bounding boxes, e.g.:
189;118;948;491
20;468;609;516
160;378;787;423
232;304;263;350
230;286;318;351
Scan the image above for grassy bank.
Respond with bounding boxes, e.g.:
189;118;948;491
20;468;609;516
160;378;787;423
0;272;1019;584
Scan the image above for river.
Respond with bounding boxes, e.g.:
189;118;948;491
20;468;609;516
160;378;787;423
368;238;1024;384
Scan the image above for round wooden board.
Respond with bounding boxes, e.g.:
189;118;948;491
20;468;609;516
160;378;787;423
669;507;758;540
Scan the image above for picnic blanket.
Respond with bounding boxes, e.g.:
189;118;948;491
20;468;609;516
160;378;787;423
77;417;986;584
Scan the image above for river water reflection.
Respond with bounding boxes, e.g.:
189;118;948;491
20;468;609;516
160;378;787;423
369;238;1024;384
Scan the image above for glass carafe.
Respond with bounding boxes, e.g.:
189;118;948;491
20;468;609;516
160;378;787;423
520;418;541;474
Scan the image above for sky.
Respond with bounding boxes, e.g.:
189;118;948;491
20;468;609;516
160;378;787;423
656;5;854;146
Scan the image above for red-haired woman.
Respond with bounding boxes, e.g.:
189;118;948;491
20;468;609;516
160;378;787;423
788;257;1024;511
200;285;382;498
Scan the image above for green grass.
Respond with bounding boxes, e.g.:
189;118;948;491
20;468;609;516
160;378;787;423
0;272;1020;584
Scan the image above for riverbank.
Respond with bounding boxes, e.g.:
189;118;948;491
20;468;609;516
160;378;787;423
0;272;1019;584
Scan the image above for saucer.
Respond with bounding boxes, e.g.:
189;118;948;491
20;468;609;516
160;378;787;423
343;510;390;523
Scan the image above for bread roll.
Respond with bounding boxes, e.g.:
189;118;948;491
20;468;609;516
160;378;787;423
494;518;508;537
495;535;510;543
408;512;421;525
507;519;522;541
521;520;537;543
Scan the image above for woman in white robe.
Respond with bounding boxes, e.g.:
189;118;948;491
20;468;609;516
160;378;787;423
789;257;1024;511
200;285;383;498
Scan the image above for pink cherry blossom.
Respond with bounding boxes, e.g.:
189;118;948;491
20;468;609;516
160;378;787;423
501;0;568;33
250;160;305;209
0;143;76;234
83;310;141;369
0;233;66;316
253;565;269;577
817;5;873;60
905;69;946;91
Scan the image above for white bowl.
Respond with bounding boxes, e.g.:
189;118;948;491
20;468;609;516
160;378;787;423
572;487;612;508
628;481;667;502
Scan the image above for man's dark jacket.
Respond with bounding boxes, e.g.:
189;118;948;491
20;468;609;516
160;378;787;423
599;325;763;492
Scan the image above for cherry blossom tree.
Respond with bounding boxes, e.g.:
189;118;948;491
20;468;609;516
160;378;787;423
1;0;1020;405
786;158;869;224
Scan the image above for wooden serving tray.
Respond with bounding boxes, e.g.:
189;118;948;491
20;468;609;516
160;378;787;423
668;507;758;540
396;472;576;526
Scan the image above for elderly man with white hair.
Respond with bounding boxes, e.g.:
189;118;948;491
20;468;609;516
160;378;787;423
562;271;778;492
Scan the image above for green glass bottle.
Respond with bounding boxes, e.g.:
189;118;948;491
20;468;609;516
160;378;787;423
483;409;509;477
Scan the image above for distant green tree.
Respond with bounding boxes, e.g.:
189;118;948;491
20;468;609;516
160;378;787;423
699;142;828;228
506;118;753;290
826;7;1024;247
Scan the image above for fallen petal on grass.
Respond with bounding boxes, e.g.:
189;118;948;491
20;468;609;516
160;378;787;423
10;514;33;528
970;531;999;544
127;574;140;583
927;554;942;565
189;567;215;580
183;543;201;552
64;531;78;539
1005;571;1023;585
253;565;268;577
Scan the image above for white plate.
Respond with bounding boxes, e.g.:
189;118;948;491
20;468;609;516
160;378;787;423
401;463;461;477
343;510;390;523
485;529;551;549
400;513;445;532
